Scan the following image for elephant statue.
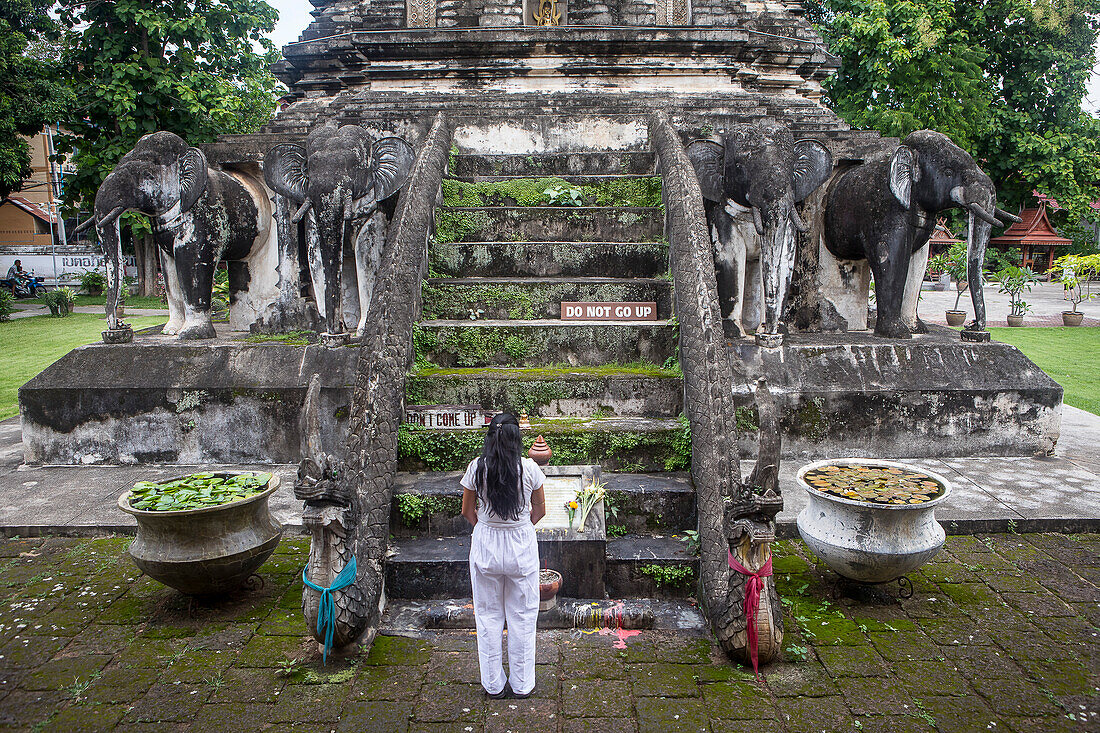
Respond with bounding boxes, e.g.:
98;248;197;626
75;131;275;340
688;122;833;340
824;129;1019;339
263;122;415;337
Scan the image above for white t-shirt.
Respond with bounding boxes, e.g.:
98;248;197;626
460;456;545;528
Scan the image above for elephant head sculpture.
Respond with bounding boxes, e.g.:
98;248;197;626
824;130;1019;339
688;122;833;340
74;131;272;339
264;123;415;336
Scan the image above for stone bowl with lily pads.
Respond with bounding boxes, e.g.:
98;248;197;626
118;471;282;595
796;458;951;584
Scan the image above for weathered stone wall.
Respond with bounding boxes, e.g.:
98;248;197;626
19;341;358;465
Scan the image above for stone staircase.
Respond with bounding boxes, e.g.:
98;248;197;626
384;147;704;628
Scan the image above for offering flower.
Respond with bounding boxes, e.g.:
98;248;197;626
574;480;607;530
565;500;578;529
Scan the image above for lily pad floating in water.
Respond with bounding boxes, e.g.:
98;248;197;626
803;464;944;505
128;471;273;512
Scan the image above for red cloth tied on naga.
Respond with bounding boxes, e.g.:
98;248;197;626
727;550;774;678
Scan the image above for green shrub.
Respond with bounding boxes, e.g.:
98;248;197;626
0;289;13;322
79;269;107;294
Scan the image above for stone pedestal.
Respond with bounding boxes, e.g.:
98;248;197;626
730;326;1062;459
19;333;358;465
536;465;605;599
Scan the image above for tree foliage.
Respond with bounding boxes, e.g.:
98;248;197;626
808;0;1100;220
56;0;282;210
0;0;73;199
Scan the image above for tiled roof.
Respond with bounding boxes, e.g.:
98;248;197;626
989;203;1072;247
2;195;55;224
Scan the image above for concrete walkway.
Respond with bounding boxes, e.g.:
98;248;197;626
9;303;170;320
918;281;1100;327
1;405;1098;537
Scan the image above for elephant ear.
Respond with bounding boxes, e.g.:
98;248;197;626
790;139;833;202
179;147;208;213
263;143;309;202
367;137;416;202
686;140;724;203
889;145;920;209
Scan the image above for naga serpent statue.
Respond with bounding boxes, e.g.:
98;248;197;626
294;114;452;655
651;112;785;669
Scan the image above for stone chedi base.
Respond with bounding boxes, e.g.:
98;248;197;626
20;326;1061;465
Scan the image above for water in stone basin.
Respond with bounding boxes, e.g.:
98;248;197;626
803;464;945;505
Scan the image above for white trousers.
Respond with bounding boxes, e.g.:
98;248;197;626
469;522;540;696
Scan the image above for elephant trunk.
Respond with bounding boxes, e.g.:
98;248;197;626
758;194;799;335
966;209;993;331
316;191;348;334
951;187;998;332
96;209;127;330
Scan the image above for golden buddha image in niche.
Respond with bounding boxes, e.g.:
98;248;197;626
533;0;562;25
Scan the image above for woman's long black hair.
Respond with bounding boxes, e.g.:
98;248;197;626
475;413;524;521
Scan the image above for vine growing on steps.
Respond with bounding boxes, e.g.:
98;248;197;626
639;563;696;588
440;176;663;208
394;493;462;526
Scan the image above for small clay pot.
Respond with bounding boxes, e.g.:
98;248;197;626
1062;311;1084;327
945;310;967;327
528;435;551;466
539;569;562;611
1007;314;1025;327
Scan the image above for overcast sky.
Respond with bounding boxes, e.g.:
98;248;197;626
264;3;1100;113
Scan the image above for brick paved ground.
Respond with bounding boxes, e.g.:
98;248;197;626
0;534;1096;732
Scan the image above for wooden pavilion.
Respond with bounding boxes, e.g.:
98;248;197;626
989;200;1072;274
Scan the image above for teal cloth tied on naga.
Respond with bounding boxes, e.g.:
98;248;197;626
302;557;357;663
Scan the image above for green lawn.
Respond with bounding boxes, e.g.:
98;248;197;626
989;327;1100;416
0;313;167;421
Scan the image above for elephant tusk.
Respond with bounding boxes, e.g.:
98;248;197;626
994;207;1021;226
291;199;312;223
73;215;98;235
967;202;1000;227
789;206;809;233
86;205;126;232
751;206;764;236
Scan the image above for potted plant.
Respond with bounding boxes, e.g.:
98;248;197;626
932;242;970;326
79;269;107;296
40;287;76;317
796;459;951;583
1053;253;1099;327
118;470;283;595
995;266;1038;327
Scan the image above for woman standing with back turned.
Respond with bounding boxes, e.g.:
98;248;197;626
461;413;547;698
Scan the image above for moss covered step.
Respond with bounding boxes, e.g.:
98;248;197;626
406;365;683;418
398;416;689;473
450;151;655;178
603;472;696;536
390;470;695;540
435;206;663;243
414;320;678;367
420;277;674;320
605;536;700;599
429;241;670;278
441;176;662;208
